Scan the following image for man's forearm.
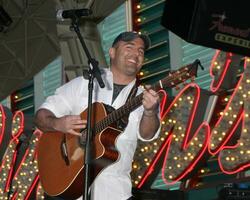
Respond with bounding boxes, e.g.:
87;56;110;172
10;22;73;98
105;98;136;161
34;109;57;132
139;110;160;140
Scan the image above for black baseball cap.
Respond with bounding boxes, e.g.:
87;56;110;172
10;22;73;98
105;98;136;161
112;31;151;50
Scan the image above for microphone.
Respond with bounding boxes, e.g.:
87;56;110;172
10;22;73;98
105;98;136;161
56;8;92;21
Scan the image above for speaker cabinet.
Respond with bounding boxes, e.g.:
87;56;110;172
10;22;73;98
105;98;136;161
161;0;250;56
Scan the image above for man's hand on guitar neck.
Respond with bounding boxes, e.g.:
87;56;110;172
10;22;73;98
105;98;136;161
142;85;160;113
35;108;87;136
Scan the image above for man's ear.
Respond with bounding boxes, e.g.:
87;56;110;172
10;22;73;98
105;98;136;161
109;47;115;59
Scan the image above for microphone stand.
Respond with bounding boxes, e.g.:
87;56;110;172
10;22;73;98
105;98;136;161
70;14;105;200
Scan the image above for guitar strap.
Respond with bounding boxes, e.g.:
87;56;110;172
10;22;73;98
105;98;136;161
126;78;139;103
118;78;140;130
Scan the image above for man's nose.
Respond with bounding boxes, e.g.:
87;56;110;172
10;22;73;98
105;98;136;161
133;48;140;56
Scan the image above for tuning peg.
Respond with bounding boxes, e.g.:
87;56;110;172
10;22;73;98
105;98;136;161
182;81;188;86
175;85;180;90
178;77;183;82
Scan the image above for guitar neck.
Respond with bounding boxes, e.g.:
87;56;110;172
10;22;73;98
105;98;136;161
94;61;199;133
94;75;183;133
94;94;143;133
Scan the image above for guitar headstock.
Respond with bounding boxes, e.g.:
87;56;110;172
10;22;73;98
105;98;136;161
158;59;202;90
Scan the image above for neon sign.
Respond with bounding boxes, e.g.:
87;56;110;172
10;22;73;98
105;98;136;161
0;50;249;195
132;51;250;188
0;106;45;199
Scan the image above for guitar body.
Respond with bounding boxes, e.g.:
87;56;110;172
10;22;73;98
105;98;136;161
37;102;121;199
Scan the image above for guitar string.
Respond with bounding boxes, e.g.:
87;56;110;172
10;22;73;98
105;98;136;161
80;66;195;135
80;67;191;135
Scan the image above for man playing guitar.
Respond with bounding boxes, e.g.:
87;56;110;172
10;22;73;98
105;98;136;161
35;31;160;200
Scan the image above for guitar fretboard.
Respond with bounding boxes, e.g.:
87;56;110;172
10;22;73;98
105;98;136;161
95;94;143;132
82;62;198;135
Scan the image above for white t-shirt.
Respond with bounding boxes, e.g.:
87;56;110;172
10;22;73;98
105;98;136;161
39;69;159;200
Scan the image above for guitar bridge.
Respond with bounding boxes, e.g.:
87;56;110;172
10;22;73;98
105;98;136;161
60;136;70;166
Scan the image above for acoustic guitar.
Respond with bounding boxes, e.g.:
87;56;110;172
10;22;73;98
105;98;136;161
37;62;199;199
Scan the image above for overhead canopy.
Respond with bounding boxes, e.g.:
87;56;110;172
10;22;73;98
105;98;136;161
0;0;126;101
